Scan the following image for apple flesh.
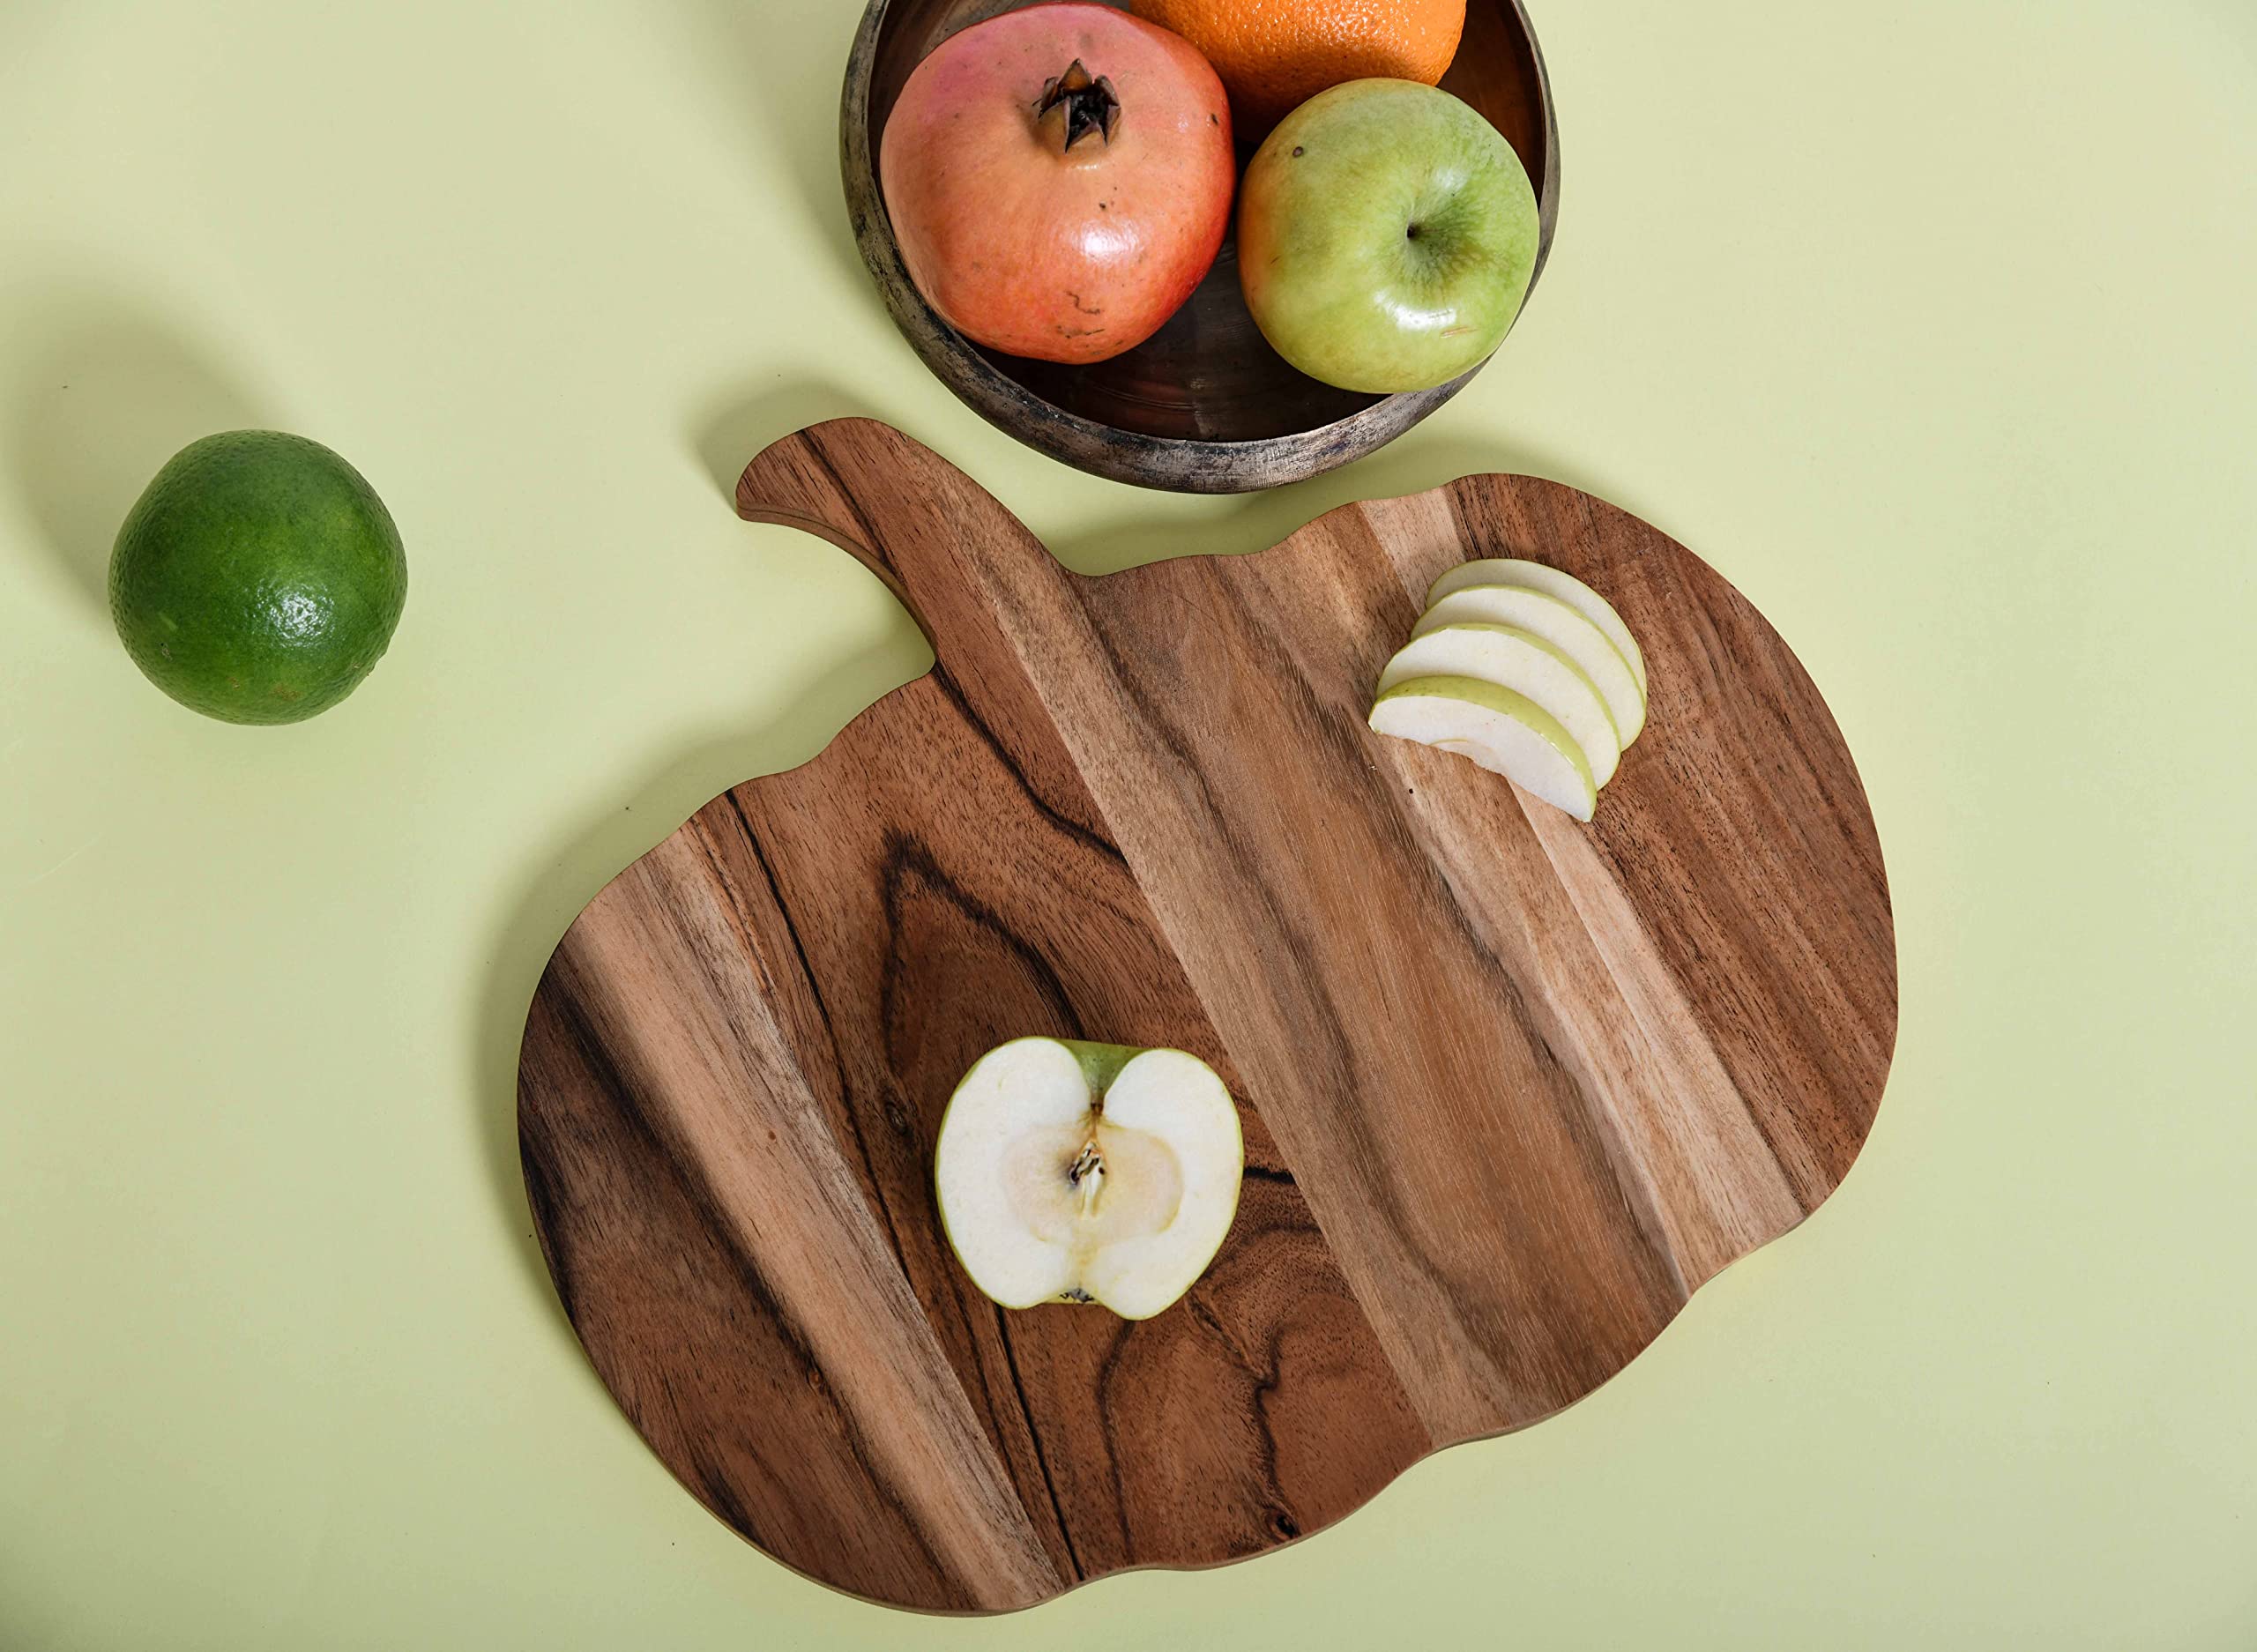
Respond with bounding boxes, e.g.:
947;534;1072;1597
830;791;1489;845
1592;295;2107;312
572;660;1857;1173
1237;79;1541;394
1413;584;1646;748
934;1038;1241;1320
1369;674;1598;822
1428;559;1649;696
1377;622;1622;787
1373;561;1648;822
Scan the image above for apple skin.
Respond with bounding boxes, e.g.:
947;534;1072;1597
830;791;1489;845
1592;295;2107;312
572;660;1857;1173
1058;1038;1140;1096
1238;79;1540;394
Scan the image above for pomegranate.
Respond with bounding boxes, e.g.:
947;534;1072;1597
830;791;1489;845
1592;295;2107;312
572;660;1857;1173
879;3;1234;365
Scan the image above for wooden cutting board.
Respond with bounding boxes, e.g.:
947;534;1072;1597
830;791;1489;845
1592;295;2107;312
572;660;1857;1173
516;418;1896;1613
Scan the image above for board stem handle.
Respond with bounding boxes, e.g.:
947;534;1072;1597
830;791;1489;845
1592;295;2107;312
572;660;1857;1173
734;419;1075;689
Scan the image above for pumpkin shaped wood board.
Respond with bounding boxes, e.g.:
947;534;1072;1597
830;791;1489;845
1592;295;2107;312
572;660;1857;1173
514;417;1896;1613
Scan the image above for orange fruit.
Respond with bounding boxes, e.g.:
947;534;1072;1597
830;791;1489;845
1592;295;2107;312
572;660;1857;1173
1132;0;1466;135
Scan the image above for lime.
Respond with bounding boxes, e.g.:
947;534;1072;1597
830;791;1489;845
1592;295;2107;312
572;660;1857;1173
108;431;407;725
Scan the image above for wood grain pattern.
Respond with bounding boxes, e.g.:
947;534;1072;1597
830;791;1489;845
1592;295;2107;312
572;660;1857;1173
516;418;1896;1611
841;0;1560;492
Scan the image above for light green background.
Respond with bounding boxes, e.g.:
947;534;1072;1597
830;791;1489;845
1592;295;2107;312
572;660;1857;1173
2;0;2251;1646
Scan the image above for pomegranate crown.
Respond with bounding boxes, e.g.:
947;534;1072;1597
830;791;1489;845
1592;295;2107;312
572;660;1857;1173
1036;60;1121;149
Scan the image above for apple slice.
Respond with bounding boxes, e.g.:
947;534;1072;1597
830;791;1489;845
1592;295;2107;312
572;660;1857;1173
1427;559;1649;698
1414;584;1646;748
1368;673;1598;822
933;1038;1242;1321
1376;622;1620;787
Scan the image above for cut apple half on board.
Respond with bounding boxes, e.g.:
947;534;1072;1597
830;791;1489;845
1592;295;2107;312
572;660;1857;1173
1414;583;1646;748
1376;622;1621;786
1369;674;1598;822
934;1038;1243;1321
1428;558;1650;699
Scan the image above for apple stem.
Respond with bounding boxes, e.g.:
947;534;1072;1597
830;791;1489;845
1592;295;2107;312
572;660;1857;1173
1036;60;1121;152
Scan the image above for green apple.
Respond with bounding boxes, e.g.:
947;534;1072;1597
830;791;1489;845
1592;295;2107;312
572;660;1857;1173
1428;559;1649;696
933;1038;1241;1320
1414;584;1646;747
1376;622;1620;786
1368;673;1597;822
1237;79;1541;394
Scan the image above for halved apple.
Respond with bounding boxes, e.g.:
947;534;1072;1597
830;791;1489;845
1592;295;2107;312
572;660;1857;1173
1376;622;1620;787
1414;583;1646;748
933;1038;1242;1321
1427;559;1649;697
1368;673;1598;822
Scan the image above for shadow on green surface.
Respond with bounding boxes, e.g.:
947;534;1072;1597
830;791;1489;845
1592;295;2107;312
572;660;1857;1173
687;372;1604;577
4;301;266;622
1044;425;1607;577
687;376;891;508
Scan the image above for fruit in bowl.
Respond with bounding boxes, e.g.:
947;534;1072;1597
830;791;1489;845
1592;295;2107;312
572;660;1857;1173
1238;78;1541;394
1134;0;1465;136
879;2;1234;365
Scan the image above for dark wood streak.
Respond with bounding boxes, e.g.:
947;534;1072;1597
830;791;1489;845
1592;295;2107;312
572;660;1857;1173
1087;1321;1141;1558
876;830;1088;1051
992;1306;1088;1582
719;791;918;1282
515;420;1896;1612
542;973;816;1403
927;1226;1081;1581
1178;1294;1292;1532
927;666;1129;869
526;965;972;1605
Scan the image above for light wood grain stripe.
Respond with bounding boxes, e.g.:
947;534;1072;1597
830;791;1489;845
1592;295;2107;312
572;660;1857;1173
570;840;1061;1606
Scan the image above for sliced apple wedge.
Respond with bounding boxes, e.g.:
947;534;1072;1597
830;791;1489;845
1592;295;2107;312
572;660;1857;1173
1369;674;1598;821
1427;559;1649;697
933;1038;1242;1321
1414;583;1646;748
1376;622;1620;787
